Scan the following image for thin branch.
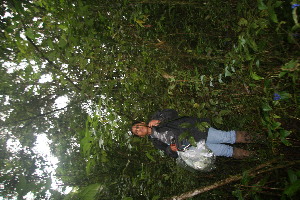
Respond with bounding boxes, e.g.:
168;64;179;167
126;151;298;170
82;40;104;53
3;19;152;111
25;36;82;92
1;106;69;126
10;0;82;92
167;159;300;200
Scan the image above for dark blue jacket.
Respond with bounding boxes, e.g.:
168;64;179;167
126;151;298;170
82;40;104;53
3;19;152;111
149;109;210;158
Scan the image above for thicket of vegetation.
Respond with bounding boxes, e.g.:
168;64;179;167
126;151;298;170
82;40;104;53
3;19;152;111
1;0;299;199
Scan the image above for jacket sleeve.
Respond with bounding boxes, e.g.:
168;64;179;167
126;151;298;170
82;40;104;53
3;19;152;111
150;137;178;158
150;109;178;122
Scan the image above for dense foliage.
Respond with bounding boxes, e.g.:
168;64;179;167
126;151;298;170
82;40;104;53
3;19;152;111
1;0;299;199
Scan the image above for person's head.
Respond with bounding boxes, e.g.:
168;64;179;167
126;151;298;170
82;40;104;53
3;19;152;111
131;121;151;137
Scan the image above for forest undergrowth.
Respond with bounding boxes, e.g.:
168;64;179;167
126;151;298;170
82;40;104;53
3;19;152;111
1;0;299;199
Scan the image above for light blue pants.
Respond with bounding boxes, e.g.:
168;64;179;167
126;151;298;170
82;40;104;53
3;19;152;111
205;127;236;157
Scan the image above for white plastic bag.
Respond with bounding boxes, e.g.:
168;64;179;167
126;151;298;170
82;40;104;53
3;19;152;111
176;140;216;172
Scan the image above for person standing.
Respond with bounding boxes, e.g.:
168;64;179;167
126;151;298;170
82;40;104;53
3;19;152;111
131;109;252;159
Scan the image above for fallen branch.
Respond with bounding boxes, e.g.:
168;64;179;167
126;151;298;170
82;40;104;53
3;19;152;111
167;159;300;200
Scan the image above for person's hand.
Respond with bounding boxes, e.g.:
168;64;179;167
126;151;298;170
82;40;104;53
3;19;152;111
170;144;178;152
148;120;161;127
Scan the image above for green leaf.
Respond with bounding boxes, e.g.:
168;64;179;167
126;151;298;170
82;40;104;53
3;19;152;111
219;110;231;116
188;136;197;146
281;137;292;146
209;99;218;105
263;79;272;93
200;75;206;84
135;19;145;27
58;24;68;31
58;38;67;48
16;175;28;194
100;150;108;162
152;195;160;200
180;122;192;129
86;159;96;174
251;72;264;80
196;122;210;132
248;38;258;51
279;129;291;138
25;28;35;39
196;103;206;111
225;66;232;77
284;180;300;197
274;1;283;7
213;116;223;125
277;91;292;100
256;60;260;67
269;9;278;23
209;76;214;87
78;184;101;200
47;39;54;49
271;121;281;129
262;102;272;111
193;103;200;108
45;177;52;190
279;71;287;78
238;18;248;26
218;74;223;83
231;66;235;72
123;197;133;200
178;131;190;141
257;0;268;10
146;152;156;162
287;170;298;184
81;137;92;156
239;35;246;46
168;84;176;95
272;114;281;119
282;60;298;71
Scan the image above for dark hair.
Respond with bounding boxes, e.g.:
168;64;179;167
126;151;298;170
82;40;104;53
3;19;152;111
130;120;143;136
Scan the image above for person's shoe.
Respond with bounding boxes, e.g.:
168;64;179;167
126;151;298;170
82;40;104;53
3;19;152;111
236;131;253;143
233;147;253;159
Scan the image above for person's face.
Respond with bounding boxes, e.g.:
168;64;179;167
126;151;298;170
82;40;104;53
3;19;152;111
131;122;149;137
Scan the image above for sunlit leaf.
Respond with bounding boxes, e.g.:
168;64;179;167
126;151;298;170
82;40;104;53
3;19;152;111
225;66;232;77
251;72;264;80
262;102;272;111
218;74;223;83
188;136;196;146
193;103;200;108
